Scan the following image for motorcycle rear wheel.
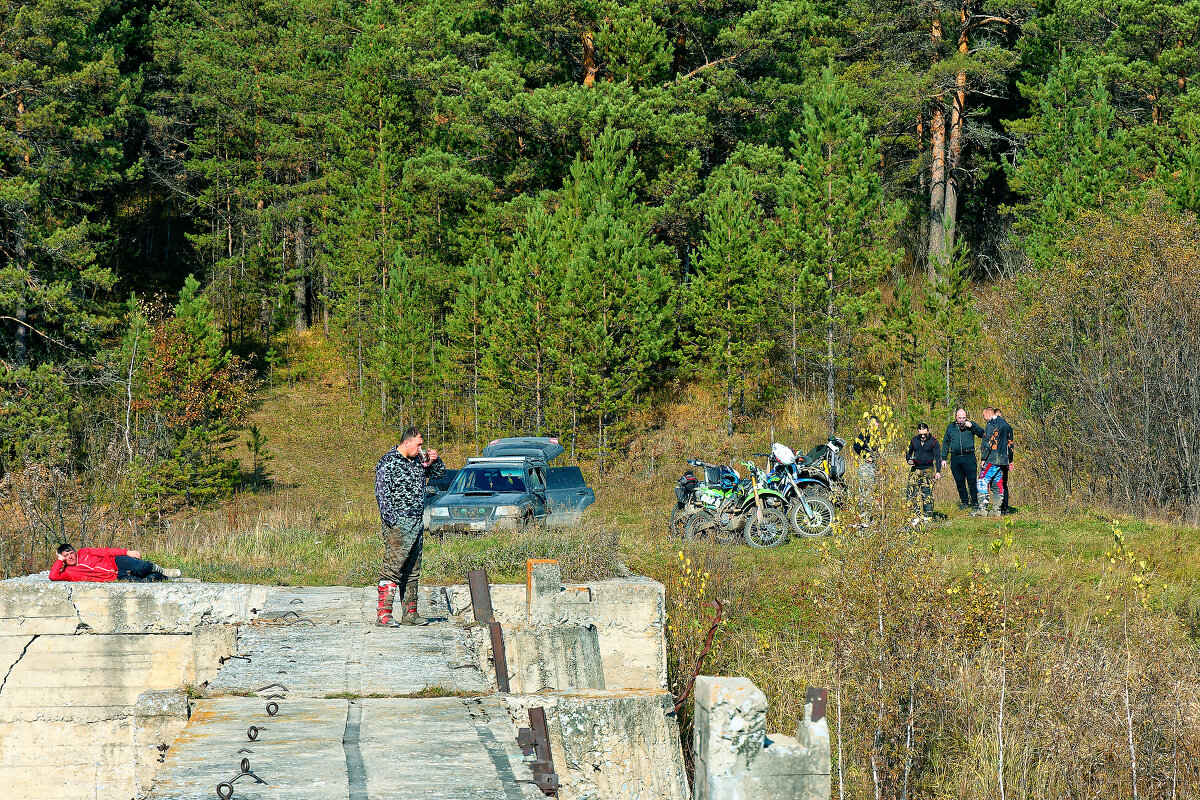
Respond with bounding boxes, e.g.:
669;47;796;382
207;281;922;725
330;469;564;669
670;503;689;538
744;507;789;548
790;495;835;537
685;510;742;544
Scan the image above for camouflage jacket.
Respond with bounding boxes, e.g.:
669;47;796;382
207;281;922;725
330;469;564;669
374;450;446;525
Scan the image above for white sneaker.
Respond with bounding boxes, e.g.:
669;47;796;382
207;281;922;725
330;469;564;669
162;568;182;579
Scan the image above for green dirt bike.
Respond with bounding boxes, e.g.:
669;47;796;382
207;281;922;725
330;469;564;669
684;460;789;548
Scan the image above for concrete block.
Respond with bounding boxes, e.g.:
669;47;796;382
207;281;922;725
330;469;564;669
205;624;489;696
527;559;562;621
424;575;668;690
0;634;195;723
0;577;270;635
692;676;831;800
132;690;192;795
506;689;690;800
147;697;543;800
192;625;237;686
503;624;605;693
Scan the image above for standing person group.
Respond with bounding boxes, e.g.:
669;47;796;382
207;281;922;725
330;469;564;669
374;427;445;627
853;407;1014;522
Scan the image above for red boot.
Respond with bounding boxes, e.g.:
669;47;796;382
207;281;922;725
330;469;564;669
377;581;399;626
400;601;425;626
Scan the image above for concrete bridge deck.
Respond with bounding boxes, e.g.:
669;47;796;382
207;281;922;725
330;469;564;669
148;697;540;800
0;573;687;800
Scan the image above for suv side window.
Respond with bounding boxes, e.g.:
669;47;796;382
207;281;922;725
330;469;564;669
529;467;546;491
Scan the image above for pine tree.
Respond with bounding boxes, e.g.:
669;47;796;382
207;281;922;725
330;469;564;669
924;240;979;407
557;129;676;463
0;0;127;367
685;167;770;437
481;205;566;436
1007;57;1141;261
787;70;900;432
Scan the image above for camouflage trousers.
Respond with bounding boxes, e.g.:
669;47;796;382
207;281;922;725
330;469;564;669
907;467;935;517
380;517;423;611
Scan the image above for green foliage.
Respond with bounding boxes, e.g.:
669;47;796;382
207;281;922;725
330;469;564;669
685;168;770;436
5;0;1200;523
785;69;901;430
1007;59;1142;260
131;277;257;513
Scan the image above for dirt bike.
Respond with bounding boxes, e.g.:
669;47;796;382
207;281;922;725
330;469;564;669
684;459;789;548
671;459;742;542
788;436;848;502
760;445;836;536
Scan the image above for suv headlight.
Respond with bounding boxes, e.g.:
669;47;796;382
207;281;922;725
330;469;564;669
430;507;450;518
493;505;521;517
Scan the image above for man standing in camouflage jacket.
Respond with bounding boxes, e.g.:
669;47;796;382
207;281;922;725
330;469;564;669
374;427;445;626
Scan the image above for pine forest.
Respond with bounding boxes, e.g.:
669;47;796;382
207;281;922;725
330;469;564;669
3;0;1200;514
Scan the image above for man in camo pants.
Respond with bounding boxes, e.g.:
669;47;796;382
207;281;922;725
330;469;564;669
374;427;445;626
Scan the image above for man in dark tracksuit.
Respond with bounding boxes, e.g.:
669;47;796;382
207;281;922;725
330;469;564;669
942;408;984;511
374;427;445;626
996;409;1015;514
975;407;1013;518
905;423;941;520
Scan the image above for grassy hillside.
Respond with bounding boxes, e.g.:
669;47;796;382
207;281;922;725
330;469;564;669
151;335;1200;616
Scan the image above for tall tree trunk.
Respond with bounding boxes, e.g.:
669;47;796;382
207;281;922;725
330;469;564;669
582;32;599;87
294;217;308;331
825;164;837;434
944;14;969;257
672;33;687;76
726;370;734;437
322;266;330;336
927;17;948;279
928;105;947;278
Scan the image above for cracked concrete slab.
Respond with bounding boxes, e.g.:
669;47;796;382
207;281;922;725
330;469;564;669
0;576;677;800
147;697;542;800
0;635;195;723
205;624;488;697
0;577;270;635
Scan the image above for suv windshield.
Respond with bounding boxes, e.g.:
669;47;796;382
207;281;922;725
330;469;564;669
450;466;527;494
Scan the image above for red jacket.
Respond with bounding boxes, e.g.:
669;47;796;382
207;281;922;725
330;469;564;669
49;547;128;582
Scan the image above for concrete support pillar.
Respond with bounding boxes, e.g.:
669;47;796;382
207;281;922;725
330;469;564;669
693;676;830;800
526;559;561;622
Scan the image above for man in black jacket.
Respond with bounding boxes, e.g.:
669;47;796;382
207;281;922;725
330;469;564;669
941;408;984;511
974;407;1013;518
905;423;941;521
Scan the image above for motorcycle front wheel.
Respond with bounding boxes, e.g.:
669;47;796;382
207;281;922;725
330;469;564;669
790;495;835;537
744;507;789;548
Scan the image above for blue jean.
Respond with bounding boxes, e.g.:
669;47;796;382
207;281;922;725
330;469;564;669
977;464;1005;509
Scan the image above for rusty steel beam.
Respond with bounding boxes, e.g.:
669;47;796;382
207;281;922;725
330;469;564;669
527;707;558;796
805;687;828;724
467;569;495;623
488;621;510;693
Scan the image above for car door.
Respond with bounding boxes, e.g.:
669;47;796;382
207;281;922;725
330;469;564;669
526;467;548;519
544;466;596;525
